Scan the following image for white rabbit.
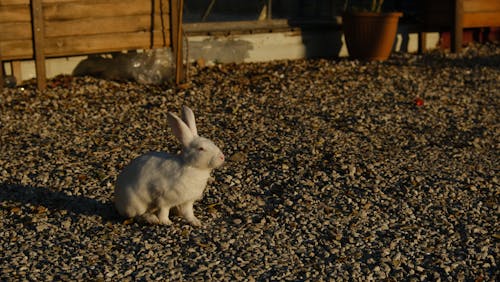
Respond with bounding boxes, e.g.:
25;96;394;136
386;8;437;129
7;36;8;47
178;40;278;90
114;106;225;226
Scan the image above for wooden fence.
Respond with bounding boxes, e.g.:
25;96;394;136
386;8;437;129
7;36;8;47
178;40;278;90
0;0;184;90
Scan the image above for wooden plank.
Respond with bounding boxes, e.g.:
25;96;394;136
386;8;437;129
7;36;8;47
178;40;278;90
184;19;340;35
32;0;47;89
464;0;500;12
42;0;105;3
42;0;169;21
0;39;33;60
185;19;292;34
42;2;143;21
463;12;500;27
0;0;29;5
1;0;158;4
44;15;170;38
0;31;171;60
42;0;89;3
0;22;32;40
43;31;171;57
0;5;31;23
42;0;149;4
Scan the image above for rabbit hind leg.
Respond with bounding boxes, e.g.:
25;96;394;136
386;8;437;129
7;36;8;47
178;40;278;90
115;193;148;219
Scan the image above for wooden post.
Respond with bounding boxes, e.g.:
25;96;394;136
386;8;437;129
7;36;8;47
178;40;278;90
31;0;47;90
151;0;156;48
0;61;4;91
171;0;184;84
451;0;463;53
0;41;4;90
160;0;169;47
176;0;184;84
171;0;179;83
12;61;23;83
418;32;427;54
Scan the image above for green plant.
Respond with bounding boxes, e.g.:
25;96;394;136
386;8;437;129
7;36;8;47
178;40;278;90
343;0;385;13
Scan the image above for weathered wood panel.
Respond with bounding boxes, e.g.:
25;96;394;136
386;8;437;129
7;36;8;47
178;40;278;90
0;5;30;23
0;0;30;6
1;0;172;60
0;0;165;7
42;0;171;42
44;31;172;57
42;0;169;20
44;15;171;37
0;0;29;5
0;0;181;89
0;22;32;40
0;39;32;60
0;0;170;21
1;31;171;59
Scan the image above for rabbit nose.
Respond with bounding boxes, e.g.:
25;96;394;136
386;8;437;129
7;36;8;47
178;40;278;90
219;153;225;161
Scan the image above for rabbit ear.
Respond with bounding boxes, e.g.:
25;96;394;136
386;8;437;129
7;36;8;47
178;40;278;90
181;106;198;136
167;112;194;147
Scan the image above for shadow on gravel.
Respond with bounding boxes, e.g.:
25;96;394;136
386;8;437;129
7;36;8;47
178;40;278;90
0;183;120;222
390;52;500;69
431;54;500;69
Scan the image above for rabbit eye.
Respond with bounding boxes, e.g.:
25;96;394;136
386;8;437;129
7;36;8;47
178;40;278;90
198;147;205;151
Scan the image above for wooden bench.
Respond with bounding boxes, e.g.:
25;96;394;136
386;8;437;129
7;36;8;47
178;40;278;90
0;0;184;90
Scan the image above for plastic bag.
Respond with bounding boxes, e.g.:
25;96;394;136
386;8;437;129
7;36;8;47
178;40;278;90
73;48;174;85
129;48;174;85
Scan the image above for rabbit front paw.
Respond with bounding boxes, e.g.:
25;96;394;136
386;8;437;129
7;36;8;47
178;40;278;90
140;213;161;224
157;208;172;225
140;212;172;225
187;217;202;227
177;202;202;227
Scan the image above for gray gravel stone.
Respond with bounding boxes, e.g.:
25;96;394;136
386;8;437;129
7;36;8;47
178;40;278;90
1;43;499;281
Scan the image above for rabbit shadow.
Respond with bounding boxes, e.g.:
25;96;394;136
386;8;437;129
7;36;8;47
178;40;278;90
0;182;120;222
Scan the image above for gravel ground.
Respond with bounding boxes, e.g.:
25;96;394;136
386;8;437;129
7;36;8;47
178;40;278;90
1;44;499;281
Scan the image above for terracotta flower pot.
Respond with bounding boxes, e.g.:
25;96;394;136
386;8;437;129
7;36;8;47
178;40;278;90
342;12;403;61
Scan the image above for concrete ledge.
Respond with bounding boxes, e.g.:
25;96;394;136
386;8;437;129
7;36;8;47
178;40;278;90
187;28;439;63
